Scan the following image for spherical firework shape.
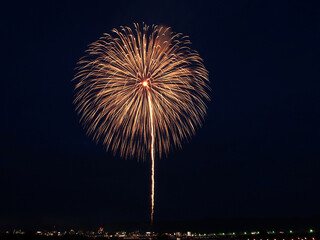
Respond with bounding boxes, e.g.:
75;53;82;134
73;23;210;160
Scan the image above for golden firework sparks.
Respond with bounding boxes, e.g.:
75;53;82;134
73;23;210;224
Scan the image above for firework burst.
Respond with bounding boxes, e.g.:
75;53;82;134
73;23;210;223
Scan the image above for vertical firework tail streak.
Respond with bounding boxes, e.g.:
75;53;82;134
73;23;210;224
147;91;155;224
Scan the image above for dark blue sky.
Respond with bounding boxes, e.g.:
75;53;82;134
1;0;320;230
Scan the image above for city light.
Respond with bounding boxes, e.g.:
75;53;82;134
1;228;318;239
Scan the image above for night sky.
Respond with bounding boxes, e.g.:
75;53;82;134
1;0;320;231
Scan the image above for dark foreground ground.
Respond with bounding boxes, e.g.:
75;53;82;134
1;217;320;240
1;231;319;240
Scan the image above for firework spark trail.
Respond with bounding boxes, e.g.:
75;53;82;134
73;23;210;224
148;91;155;224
